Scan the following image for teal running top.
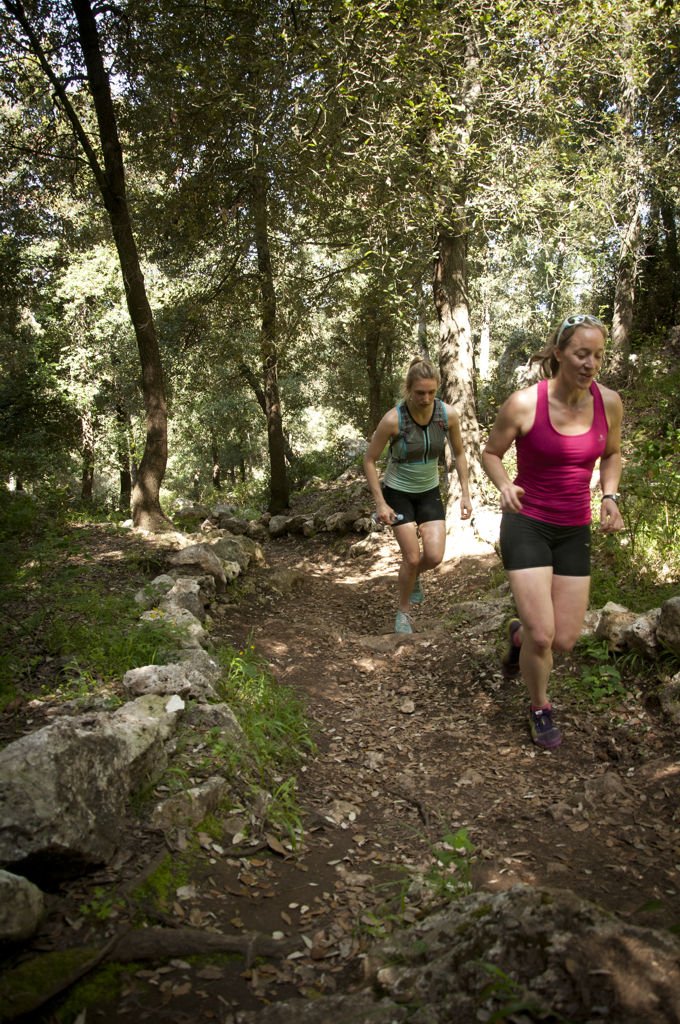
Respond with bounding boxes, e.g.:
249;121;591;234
383;399;448;494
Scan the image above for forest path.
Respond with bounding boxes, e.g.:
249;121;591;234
9;527;679;1024
200;529;679;1017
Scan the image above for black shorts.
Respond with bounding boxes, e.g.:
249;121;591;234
500;512;591;577
381;484;445;526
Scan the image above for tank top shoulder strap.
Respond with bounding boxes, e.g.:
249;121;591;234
533;378;549;429
590;382;607;432
434;398;448;428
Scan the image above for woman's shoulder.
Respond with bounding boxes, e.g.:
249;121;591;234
594;381;623;420
503;382;539;413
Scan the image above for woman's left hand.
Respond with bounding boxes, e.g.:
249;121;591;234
600;498;624;533
460;496;472;520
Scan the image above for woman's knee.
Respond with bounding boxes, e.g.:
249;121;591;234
420;550;443;571
525;626;555;653
553;629;580;653
401;550;421;571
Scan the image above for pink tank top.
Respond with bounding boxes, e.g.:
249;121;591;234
515;379;608;526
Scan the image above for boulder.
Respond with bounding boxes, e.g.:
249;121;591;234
140;606;207;647
0;870;45;943
595;601;638;651
209;534;255;572
183;701;243;739
366;884;680;1024
166;544;227;589
0;695;182;878
134;573;176;608
121;662;217;702
657;595;680;656
659;672;680;726
268;515;291;538
160;577;207;621
151;775;232;831
622;607;662;657
215;514;249;534
324;509;363;533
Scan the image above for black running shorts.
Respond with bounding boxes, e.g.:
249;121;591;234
381;484;445;526
500;512;591;577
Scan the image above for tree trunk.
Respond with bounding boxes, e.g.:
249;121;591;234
433;205;483;527
80;410;95;503
611;197;642;373
238;361;296;472
68;0;168;530
478;302;491;382
364;313;383;436
211;440;222;490
115;405;132;513
250;162;289;513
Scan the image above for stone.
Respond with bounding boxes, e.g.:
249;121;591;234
0;870;45;942
659;672;680;726
622;608;662;657
160;577;207;621
166;544;227;589
657;595;680;656
0;695;181;878
183;701;244;741
151;776;232;830
210;534;254;571
140;606;207;646
121;663;217;701
595;601;638;651
134;573;176;607
365;884;680;1024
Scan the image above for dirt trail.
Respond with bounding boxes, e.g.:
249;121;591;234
7;528;680;1022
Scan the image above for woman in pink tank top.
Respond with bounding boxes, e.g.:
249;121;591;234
482;315;625;751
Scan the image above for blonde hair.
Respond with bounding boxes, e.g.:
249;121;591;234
403;356;440;397
530;314;608;378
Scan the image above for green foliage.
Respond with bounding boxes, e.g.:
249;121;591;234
203;640;316;841
0;505;187;706
425;829;475;901
215;640;316;776
131;852;190;916
565;637;626;706
79;886;125;923
0;946;102;1022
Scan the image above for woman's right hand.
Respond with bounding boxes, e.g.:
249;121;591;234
499;483;525;513
375;502;399;525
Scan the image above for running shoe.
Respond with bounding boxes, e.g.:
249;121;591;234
409;577;424;605
501;617;522;679
395;610;414;634
528;705;562;750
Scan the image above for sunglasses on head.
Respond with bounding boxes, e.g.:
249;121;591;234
555;314;605;347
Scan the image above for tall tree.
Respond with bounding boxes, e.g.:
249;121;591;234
2;0;168;528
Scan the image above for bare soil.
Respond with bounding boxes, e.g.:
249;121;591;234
2;524;679;1023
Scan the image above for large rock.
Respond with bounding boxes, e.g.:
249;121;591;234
140;606;207;646
160;577;207;621
167;544;227;589
150;775;232;831
367;884;680;1024
595;601;638;651
622;607;662;657
0;695;182;879
233;885;680;1023
121;662;218;702
659;671;680;726
657;595;680;656
0;870;45;942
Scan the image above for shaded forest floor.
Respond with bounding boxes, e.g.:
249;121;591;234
2;522;680;1023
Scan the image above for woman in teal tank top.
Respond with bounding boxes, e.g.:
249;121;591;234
364;357;472;634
